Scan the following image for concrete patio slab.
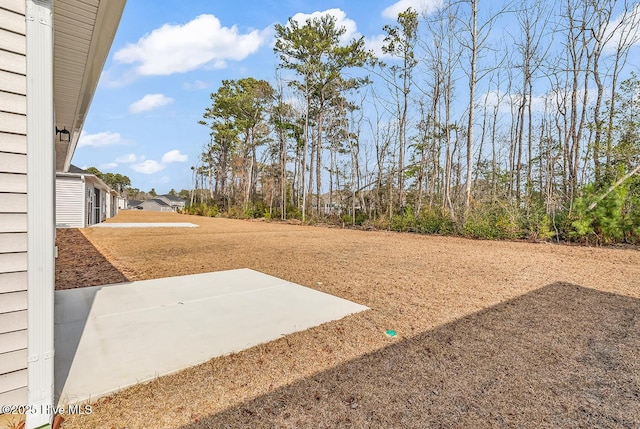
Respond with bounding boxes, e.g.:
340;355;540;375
54;269;368;405
90;222;199;228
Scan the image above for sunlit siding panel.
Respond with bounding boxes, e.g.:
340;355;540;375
0;0;27;406
56;176;85;228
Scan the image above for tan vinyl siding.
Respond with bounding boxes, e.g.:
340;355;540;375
0;213;26;233
0;0;26;15
0;387;27;407
0;69;26;95
0;291;26;314
0;310;26;334
0;4;27;403
0;330;26;355
0;368;26;392
0;172;26;193
0;90;25;115
0;193;26;213
0;151;25;172
0;271;26;294
0;349;27;375
0;232;26;253
0;4;25;36
0;29;24;55
56;176;85;228
0;111;25;134
0;49;26;75
0;252;26;273
0;131;26;154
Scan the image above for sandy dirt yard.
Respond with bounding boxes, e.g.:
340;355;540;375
52;211;640;429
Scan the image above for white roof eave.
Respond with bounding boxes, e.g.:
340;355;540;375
57;171;111;191
53;0;126;172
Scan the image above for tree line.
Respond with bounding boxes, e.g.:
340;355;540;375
85;166;191;202
190;0;640;245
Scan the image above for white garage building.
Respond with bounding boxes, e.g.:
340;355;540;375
55;165;118;228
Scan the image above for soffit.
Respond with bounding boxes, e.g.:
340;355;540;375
53;0;126;172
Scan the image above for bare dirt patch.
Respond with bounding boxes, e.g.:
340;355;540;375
57;211;640;429
55;228;130;289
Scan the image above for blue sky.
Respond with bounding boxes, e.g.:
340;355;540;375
73;0;438;194
73;0;640;194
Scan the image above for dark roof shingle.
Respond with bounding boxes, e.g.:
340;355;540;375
160;194;186;202
147;198;170;207
68;164;90;174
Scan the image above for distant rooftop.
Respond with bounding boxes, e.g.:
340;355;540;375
68;164;91;175
160;194;186;202
149;198;170;207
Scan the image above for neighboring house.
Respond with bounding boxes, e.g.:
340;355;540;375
157;194;187;212
0;1;126;428
126;199;143;210
116;195;127;211
55;165;118;228
109;189;119;218
139;198;173;212
314;191;362;215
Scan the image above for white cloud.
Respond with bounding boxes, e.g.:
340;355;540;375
480;89;549;114
479;90;506;111
288;8;422;56
98;162;118;170
364;34;391;59
382;0;443;19
114;14;270;76
77;131;124;148
290;9;359;44
131;160;165;174
182;80;210;91
479;87;599;115
283;95;305;112
129;151;187;175
100;68;137;89
161;149;188;164
129;94;174;114
115;153;138;163
603;3;640;53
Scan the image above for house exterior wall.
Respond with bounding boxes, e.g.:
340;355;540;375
55;176;84;228
0;0;28;407
109;192;118;218
155;196;172;210
56;174;115;228
55;174;116;228
156;196;186;212
140;200;162;211
85;182;93;226
100;188;106;222
85;177;111;225
140;200;172;212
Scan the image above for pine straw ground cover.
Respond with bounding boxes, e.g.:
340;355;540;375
54;211;640;429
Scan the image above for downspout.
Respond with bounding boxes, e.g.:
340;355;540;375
25;1;55;428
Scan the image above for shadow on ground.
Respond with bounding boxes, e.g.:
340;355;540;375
55;228;129;290
54;229;130;403
179;282;640;429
